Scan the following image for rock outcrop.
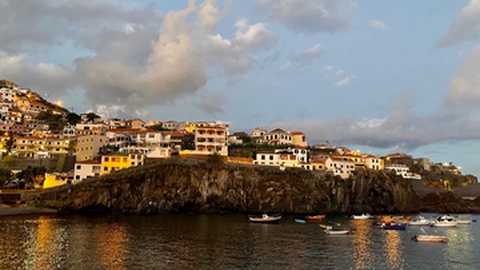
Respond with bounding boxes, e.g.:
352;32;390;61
40;160;424;215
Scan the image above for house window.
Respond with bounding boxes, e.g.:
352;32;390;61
104;157;109;162
103;167;108;171
76;165;81;170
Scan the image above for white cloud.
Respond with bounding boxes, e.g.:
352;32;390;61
445;45;480;107
268;103;480;150
0;1;277;117
437;0;480;47
322;66;353;87
370;20;388;31
253;0;355;33
335;77;350;87
278;44;323;75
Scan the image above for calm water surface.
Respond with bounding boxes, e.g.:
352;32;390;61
0;213;478;269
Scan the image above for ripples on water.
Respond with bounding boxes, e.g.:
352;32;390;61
0;214;479;269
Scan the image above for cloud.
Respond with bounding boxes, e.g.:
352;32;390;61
268;103;480;151
437;0;480;47
278;44;323;75
0;50;76;95
444;45;480;107
335;77;351;87
0;0;277;118
193;89;228;115
370;20;388;31
323;65;353;87
253;0;355;33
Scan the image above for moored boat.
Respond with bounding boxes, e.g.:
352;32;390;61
351;213;374;220
408;215;431;226
324;229;350;235
412;235;447;243
248;214;282;224
381;223;407;230
457;219;472;224
295;218;306;224
305;214;326;221
430;215;457;227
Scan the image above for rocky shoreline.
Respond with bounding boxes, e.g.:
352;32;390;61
0;204;58;216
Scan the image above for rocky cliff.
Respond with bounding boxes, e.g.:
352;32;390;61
40;159;424;215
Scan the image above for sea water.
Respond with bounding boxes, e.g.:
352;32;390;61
0;213;478;269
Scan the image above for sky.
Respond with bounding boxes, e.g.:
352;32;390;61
1;0;480;177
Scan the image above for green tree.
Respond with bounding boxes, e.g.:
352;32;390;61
181;133;195;150
86;112;101;123
66;112;81;125
205;152;225;170
0;168;13;188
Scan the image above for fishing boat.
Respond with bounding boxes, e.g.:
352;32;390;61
408;215;431;226
381;223;407;230
305;214;326;221
412;235;448;243
248;214;282;224
324;229;350;235
351;213;374;220
430;215;457;227
457;219;472;225
295;218;306;224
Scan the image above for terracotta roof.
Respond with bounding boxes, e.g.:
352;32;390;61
291;131;304;135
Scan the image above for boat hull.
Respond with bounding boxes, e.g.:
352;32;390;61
381;223;407;230
305;215;326;221
408;221;431;226
413;235;447;243
248;216;282;224
325;230;350;235
430;222;457;227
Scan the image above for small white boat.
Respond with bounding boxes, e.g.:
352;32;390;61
408;215;431;226
457;219;472;224
324;229;350;235
430;215;457;227
351;213;374;220
248;214;282;224
412;235;447;243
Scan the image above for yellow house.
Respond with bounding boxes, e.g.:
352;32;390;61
291;132;307;147
101;154;131;175
43;172;68;189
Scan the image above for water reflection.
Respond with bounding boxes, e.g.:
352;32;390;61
383;230;404;269
23;217;68;269
0;214;479;269
350;219;373;269
93;222;129;269
444;223;475;270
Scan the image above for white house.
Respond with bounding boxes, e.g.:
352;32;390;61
264;128;293;145
326;156;356;179
73;160;101;184
385;163;421;180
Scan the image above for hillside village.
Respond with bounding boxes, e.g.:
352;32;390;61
0;80;473;190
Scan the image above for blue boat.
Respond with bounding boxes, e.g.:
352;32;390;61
295;219;306;224
381;223;407;230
